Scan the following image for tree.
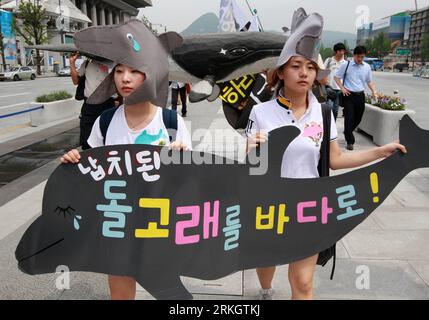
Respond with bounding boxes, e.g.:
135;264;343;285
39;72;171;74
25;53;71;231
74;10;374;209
12;1;50;75
139;14;159;35
421;33;429;63
371;32;391;58
320;43;334;61
364;38;375;57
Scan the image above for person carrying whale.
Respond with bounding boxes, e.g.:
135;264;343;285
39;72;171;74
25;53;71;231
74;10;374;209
246;8;407;300
60;20;192;300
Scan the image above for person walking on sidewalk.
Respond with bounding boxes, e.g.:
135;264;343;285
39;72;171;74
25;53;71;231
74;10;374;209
170;81;188;117
246;8;406;301
324;43;347;120
334;46;378;150
62;21;190;300
70;54;117;150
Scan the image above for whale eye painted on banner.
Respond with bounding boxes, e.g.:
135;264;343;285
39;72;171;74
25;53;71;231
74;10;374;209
15;116;425;300
55;206;75;218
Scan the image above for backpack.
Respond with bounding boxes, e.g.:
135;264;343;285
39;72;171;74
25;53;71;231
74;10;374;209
99;107;178;146
312;82;328;103
316;103;337;280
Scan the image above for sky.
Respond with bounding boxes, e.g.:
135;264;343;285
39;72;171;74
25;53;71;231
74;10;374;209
143;0;429;34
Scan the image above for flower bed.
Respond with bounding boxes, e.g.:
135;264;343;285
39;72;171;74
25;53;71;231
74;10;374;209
358;94;415;146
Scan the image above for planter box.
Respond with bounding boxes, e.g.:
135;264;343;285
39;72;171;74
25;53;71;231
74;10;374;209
30;98;81;127
358;103;416;146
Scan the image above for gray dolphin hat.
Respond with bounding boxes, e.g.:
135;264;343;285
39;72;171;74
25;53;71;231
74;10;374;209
74;19;183;106
276;8;329;80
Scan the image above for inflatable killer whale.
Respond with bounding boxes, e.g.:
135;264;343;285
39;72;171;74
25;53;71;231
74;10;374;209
27;31;285;103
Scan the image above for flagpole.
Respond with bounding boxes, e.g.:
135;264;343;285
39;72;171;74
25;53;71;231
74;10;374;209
244;0;264;31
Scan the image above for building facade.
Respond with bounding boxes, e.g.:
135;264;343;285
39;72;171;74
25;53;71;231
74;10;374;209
55;1;152;67
409;6;429;62
357;12;412;46
71;0;152;29
1;0;152;69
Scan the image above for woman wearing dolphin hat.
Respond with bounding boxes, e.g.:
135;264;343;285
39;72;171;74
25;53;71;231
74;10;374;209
246;8;406;300
61;19;192;300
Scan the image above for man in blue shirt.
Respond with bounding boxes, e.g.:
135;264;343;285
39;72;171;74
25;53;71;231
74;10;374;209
334;46;378;150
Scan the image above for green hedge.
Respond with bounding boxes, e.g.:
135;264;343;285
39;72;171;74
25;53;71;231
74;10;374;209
36;91;73;103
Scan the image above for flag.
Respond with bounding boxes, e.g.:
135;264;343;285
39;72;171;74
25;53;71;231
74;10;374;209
218;0;259;33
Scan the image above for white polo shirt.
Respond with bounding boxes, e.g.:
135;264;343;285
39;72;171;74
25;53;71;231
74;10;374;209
324;56;345;90
246;91;338;179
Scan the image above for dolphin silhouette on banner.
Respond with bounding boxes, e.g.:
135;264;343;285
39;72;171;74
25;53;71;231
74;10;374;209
16;116;425;300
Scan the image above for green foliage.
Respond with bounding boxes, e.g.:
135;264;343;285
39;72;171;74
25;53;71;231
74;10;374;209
421;33;429;62
36;91;72;103
12;2;50;75
12;2;49;46
320;43;334;61
366;93;407;111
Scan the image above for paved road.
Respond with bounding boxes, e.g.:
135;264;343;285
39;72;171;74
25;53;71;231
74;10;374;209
372;71;429;129
1;90;429;299
0;77;75;131
1;71;428;129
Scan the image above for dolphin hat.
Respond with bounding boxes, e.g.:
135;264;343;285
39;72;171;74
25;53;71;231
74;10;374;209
73;19;183;106
276;8;329;80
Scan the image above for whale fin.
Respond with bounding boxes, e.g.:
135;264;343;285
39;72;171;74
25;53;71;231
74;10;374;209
291;8;308;33
400;115;429;170
247;125;301;177
136;273;193;300
189;76;220;103
159;32;183;52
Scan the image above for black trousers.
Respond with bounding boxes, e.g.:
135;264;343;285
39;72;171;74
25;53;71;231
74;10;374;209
342;91;365;145
79;98;115;150
171;86;187;116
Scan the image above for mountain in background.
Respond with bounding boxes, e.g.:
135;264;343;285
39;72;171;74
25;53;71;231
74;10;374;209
322;30;357;49
181;13;357;48
181;13;220;36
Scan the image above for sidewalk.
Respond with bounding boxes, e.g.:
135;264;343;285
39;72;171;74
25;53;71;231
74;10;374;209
0;101;428;300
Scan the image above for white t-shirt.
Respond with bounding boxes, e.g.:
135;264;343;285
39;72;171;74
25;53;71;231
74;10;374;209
87;105;192;149
246;92;338;179
78;60;112;98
